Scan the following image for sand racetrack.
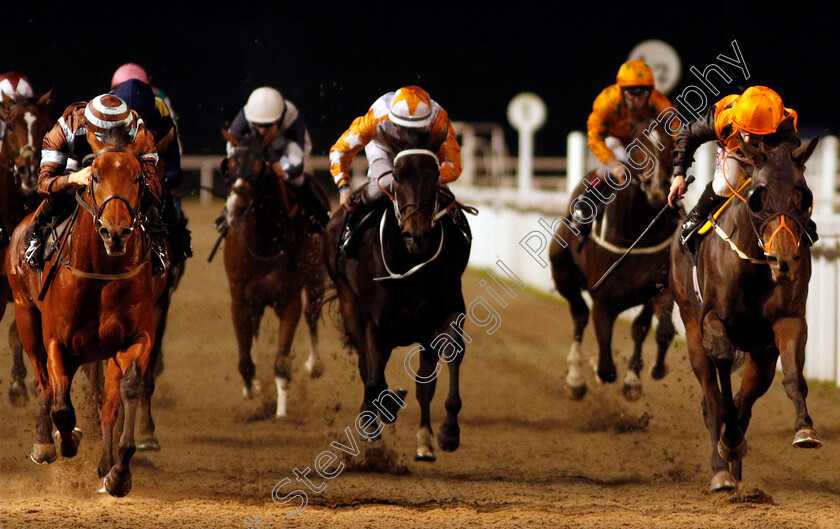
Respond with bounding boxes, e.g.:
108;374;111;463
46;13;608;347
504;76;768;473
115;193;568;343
1;199;839;528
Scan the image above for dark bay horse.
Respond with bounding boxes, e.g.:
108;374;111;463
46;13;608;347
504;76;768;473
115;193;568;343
324;135;472;462
550;118;679;401
670;137;820;492
5;141;167;497
219;129;329;418
0;90;53;406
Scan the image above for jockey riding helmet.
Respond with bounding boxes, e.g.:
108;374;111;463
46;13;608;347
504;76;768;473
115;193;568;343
731;86;786;136
244;87;285;125
389;86;433;128
111;63;150;90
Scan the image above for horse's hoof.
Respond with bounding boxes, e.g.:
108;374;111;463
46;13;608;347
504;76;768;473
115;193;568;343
242;379;262;399
710;470;737;492
717;437;748;462
30;443;57;465
436;429;460;453
360;432;382;443
305;357;324;379
622;382;643;401
415;445;436;462
137;436;161;451
28;377;39;398
650;363;668;380
53;428;83;458
104;468;133;497
565;382;587;401
8;380;30;407
792;428;822;449
415;428;436;462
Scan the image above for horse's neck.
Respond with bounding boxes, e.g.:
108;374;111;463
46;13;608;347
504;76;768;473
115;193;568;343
602;185;653;239
248;184;295;242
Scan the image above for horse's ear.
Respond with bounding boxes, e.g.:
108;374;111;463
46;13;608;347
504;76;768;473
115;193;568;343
157;128;175;154
0;92;12;116
736;133;766;166
37;89;54;109
792;136;819;167
86;129;107;153
221;126;240;147
425;126;449;153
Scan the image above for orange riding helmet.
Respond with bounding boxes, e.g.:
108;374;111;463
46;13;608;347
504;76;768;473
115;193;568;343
616;60;655;88
731;86;785;135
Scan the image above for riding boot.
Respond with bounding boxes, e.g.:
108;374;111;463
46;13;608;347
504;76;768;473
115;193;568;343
294;178;330;234
162;191;192;265
339;191;371;258
679;182;727;251
25;198;63;270
213;207;227;234
143;201;169;274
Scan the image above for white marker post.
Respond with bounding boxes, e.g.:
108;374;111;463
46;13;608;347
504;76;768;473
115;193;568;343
507;93;547;195
628;39;682;96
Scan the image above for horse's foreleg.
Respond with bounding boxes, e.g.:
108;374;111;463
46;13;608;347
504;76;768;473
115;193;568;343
414;340;439;462
735;350;777;445
624;304;653;401
356;320;395;442
556;283;589;399
651;292;676;380
231;296;260;398
8;322;30;407
702;313;746;464
302;285;324;379
686;319;734;491
46;340;81;458
272;294;302;418
98;359;122;490
14;303;54;463
591;301;618;384
435;317;464;454
104;357;142;498
774;316;821;448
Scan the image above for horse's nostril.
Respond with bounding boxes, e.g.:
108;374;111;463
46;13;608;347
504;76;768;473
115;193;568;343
780;261;790;273
99;226;110;238
122;228;133;237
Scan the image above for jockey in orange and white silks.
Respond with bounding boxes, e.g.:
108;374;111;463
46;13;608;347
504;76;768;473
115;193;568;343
329;85;462;209
668;86;810;248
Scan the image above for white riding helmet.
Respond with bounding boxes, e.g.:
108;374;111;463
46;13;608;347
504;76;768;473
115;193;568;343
244;87;285;124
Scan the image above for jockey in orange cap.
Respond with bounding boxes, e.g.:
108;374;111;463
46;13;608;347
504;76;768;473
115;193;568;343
574;60;678;241
329;85;461;254
667;85;815;249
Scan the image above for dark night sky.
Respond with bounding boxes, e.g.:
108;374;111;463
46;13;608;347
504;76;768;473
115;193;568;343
4;2;839;160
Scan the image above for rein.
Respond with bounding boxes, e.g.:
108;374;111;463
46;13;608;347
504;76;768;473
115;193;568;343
374;209;445;282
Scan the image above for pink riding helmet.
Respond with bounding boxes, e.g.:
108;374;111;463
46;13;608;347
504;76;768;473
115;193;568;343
111;63;149;89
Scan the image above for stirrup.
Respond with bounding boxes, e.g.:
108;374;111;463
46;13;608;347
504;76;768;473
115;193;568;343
338;225;355;256
24;236;44;269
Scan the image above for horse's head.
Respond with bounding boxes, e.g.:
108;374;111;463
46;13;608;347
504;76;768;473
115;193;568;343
83;141;146;256
220;128;275;226
738;136;818;283
0;90;53;193
390;131;446;255
626;118;673;209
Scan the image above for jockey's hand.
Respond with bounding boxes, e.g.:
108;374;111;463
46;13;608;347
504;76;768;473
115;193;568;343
609;163;626;185
68;166;92;188
668;174;687;208
271;162;287;180
339;188;353;210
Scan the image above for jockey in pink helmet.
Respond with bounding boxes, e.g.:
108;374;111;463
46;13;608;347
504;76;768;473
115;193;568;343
0;71;36;150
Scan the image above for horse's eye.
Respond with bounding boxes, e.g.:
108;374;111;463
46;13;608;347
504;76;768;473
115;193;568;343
748;187;766;213
793;186;813;212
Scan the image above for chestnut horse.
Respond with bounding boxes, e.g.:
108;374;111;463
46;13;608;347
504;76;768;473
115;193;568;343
670;137;821;492
5;143;166;497
0;90;53;406
324;134;472;462
219;129;329;417
550;118;678;400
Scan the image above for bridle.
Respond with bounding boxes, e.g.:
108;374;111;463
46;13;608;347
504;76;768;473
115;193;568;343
76;148;148;233
0;103;43;190
385;149;441;229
